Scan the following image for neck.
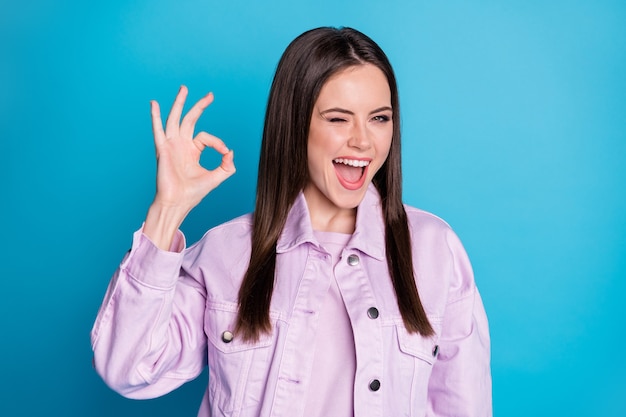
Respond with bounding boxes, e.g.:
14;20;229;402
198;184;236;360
303;190;356;233
311;209;356;233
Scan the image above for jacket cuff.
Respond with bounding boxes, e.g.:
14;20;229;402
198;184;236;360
121;228;186;289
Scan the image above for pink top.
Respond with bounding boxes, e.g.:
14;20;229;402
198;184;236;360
91;185;492;417
304;231;355;416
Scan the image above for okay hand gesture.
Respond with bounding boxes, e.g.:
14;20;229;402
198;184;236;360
144;86;236;249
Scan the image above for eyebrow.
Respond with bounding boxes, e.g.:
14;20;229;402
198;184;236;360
320;106;393;116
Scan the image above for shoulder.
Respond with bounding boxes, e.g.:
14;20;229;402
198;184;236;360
186;213;254;259
403;204;467;252
403;204;454;237
404;205;476;301
202;213;252;239
180;214;254;293
403;204;471;275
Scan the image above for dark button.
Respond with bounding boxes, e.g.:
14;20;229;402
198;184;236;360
369;379;381;391
221;331;234;343
432;345;439;357
347;254;360;266
367;307;379;319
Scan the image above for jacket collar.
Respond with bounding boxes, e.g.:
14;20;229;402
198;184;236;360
276;184;386;261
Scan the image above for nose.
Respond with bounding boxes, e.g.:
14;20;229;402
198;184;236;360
347;120;372;150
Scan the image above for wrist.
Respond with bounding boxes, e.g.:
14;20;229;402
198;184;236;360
143;203;189;251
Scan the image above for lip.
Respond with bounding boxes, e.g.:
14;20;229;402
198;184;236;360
333;157;371;191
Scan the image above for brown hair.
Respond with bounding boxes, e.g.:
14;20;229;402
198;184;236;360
235;27;434;341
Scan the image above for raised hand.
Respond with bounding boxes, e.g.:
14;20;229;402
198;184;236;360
143;86;236;250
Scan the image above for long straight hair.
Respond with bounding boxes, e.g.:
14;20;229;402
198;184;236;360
235;27;434;341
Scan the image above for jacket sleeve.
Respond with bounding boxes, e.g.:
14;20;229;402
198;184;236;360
90;228;207;399
427;229;492;416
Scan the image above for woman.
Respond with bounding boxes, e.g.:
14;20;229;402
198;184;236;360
91;27;492;416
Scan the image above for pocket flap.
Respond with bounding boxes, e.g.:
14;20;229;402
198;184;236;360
396;321;440;365
205;301;273;353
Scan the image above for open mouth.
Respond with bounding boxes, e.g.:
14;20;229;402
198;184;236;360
333;158;370;190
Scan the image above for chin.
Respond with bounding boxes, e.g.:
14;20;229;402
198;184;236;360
332;188;368;209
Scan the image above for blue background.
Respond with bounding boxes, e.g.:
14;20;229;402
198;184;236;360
2;0;625;415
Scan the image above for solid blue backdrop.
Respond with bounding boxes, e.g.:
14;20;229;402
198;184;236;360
2;0;624;415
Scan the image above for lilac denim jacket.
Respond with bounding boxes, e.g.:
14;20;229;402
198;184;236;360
91;185;492;416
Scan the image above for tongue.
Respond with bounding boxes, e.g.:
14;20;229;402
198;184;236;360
335;163;362;183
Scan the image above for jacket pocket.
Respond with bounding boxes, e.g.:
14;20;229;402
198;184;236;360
205;301;273;352
204;300;277;415
395;317;441;365
389;317;442;411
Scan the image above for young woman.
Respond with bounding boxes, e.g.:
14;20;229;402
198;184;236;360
91;27;492;417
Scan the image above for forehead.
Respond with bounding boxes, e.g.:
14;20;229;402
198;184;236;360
316;64;391;106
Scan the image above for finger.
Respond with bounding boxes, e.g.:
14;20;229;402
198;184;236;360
150;100;166;145
180;92;214;139
203;150;236;193
218;149;236;175
193;131;231;155
165;85;188;138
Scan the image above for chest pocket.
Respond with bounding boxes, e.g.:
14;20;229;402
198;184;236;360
204;301;278;415
379;317;441;415
396;322;441;365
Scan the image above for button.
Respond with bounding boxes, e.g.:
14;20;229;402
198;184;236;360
367;307;379;319
369;379;381;391
347;254;360;266
221;331;234;343
432;345;439;357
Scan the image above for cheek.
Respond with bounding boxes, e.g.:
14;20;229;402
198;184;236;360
384;140;393;159
313;133;336;151
307;127;326;157
307;129;340;166
370;142;392;178
306;144;326;179
376;133;393;161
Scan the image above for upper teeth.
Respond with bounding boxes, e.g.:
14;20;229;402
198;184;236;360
333;158;370;167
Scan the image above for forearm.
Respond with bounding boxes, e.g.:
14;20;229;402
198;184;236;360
91;230;206;398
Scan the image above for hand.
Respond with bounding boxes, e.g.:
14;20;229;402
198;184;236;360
144;86;236;249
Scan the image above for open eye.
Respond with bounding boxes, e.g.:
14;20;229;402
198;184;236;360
372;114;391;123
